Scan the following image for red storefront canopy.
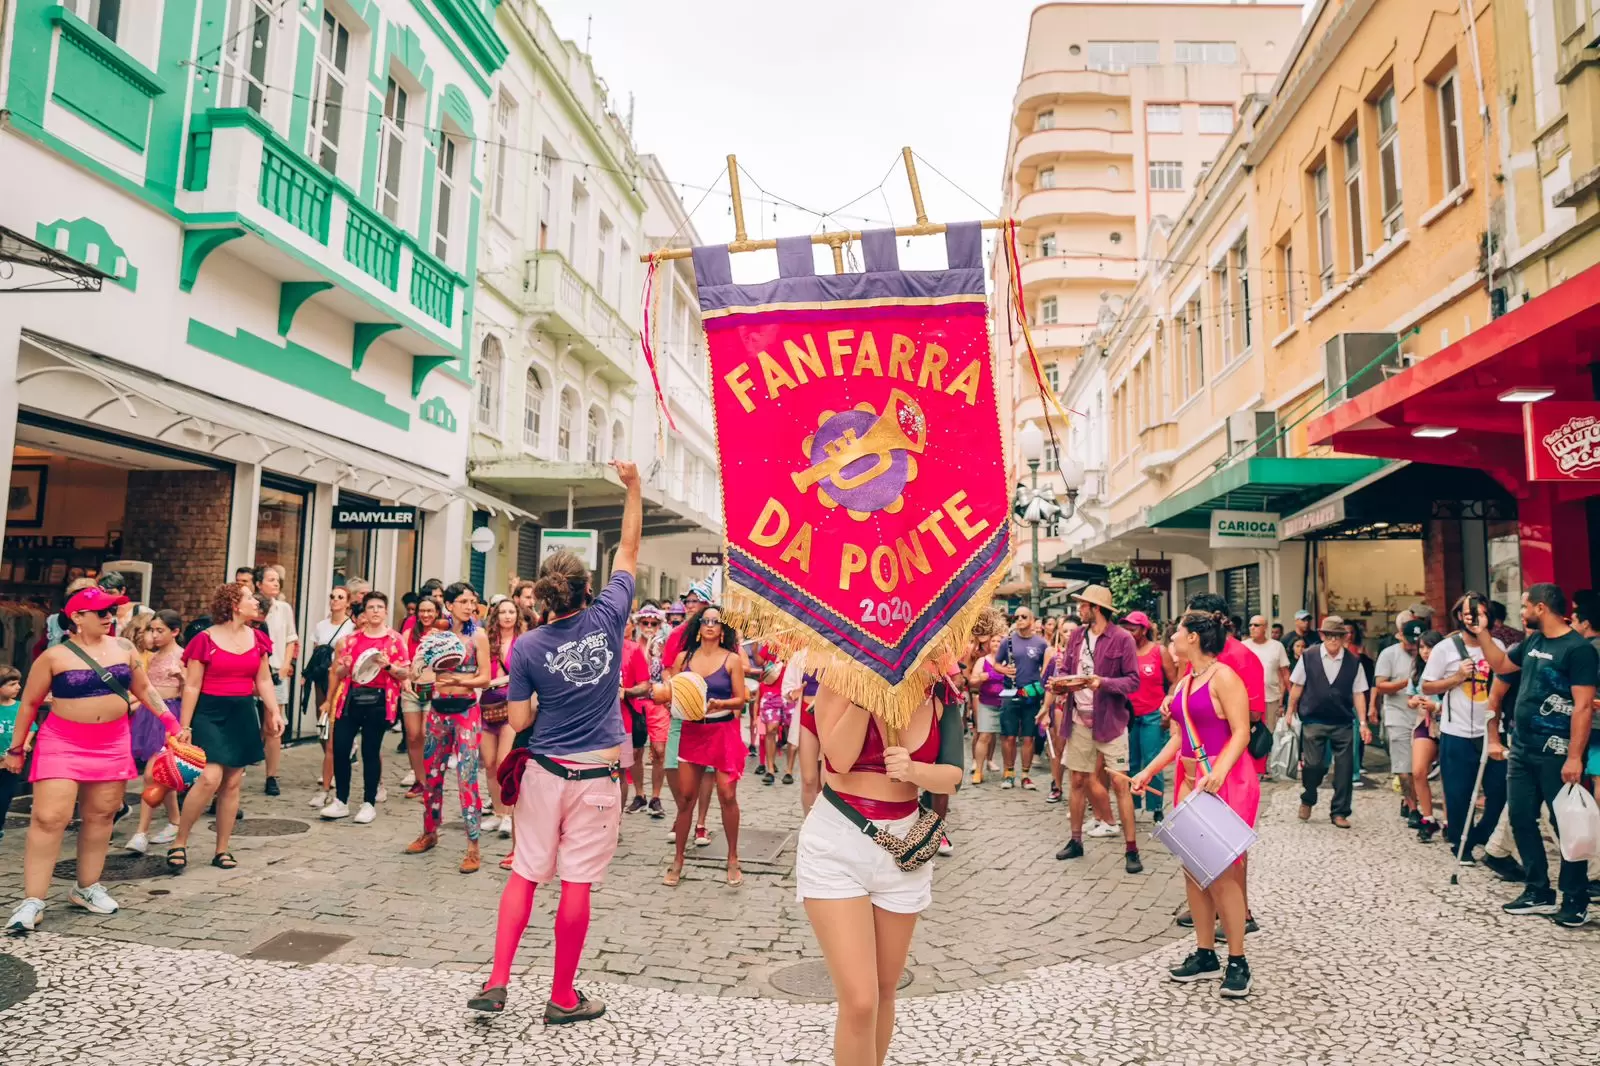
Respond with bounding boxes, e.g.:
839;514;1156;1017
1308;260;1600;492
1307;260;1600;589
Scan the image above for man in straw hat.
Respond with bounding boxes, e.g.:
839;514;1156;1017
1285;615;1372;829
1053;584;1144;874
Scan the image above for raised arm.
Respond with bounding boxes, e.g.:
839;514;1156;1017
611;460;642;577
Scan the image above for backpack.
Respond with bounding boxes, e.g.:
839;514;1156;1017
305;618;351;687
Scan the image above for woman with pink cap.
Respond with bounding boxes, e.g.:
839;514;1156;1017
5;586;186;931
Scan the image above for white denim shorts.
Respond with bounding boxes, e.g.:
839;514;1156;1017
795;796;933;914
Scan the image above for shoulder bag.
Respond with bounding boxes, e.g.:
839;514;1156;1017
305;618;351;688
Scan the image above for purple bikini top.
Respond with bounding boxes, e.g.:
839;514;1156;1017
51;663;132;700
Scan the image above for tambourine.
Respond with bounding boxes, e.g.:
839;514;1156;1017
415;630;467;674
351;647;386;685
143;738;207;807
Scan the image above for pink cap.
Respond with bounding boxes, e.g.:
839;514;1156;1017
64;586;129;615
1121;610;1154;632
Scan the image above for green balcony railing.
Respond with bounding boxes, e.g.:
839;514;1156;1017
410;253;454;325
344;200;400;290
258;139;332;243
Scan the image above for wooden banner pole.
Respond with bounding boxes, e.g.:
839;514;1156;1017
727;154;748;244
902;146;929;227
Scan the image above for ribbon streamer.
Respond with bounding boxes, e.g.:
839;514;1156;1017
639;254;679;433
1002;219;1080;427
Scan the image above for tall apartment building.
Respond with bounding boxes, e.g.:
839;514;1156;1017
993;1;1304;594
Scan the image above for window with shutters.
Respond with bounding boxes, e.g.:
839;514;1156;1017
585;406;603;462
307;11;351;174
1375;87;1403;238
1039;232;1057;257
1035;109;1055;131
1313;161;1334;294
1086;41;1159;72
1149;161;1183;190
377;78;408;223
1038;167;1056;190
557;389;576;460
1175;41;1237;64
476;336;503;435
1039;296;1058;324
491;92;516;221
522;368;544;450
221;0;271;114
1343;129;1366;267
1436;71;1465;194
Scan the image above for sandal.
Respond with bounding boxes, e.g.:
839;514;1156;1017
662;864;682;887
467;984;507;1013
498;854;515;870
165;847;187;873
726;862;743;888
211;852;237;869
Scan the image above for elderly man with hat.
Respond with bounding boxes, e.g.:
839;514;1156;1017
1053;584;1144;873
1285;615;1372;828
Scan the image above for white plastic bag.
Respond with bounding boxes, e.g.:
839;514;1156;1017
1552;783;1600;862
1266;717;1299;781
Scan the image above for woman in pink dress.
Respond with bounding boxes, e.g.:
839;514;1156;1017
664;606;748;888
1130;610;1257;998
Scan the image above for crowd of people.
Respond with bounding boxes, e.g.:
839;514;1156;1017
3;483;1597;1058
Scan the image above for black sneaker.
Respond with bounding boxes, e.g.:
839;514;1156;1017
755;764;767;777
1550;899;1590;928
782;773;794;784
646;798;665;818
1481;853;1524;883
1502;888;1558;915
1416;819;1439;843
1152;809;1164;824
763;773;775;786
1055;839;1084;860
1168;949;1221;982
1405;810;1422;830
1245;915;1260;934
625;796;647;815
1175;911;1194;929
1125;851;1143;874
264;777;280;797
1220;956;1252;998
544;991;606;1025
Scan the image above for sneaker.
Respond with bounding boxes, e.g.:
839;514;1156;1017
970;768;983;786
1175;911;1194;929
1220;956;1252;998
782;773;794;785
544;991;606;1026
647;798;665;819
352;803;377;825
405;785;424;800
499;815;513;838
319;799;350;820
1456;846;1478;867
68;882;118;915
626;796;647;814
481;815;502;834
755;764;767;777
375;785;388;803
1417;818;1439;843
937;833;953;857
1406;810;1423;830
1502;887;1558;915
987;759;1001;773
1021;777;1037;791
1152;809;1164;825
264;777;280;797
6;897;45;933
1055;839;1084;860
1428;763;1441;781
694;826;712;847
1125;851;1144;875
150;823;178;846
124;832;149;855
665;826;678;842
1046;785;1063;803
1482;853;1524;883
1001;775;1015;790
1087;820;1118;839
1353;775;1373;791
401;770;417;788
308;790;327;809
1245;915;1260;935
1168;949;1221;983
1550;899;1590;928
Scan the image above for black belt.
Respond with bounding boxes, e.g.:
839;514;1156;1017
533;754;619;781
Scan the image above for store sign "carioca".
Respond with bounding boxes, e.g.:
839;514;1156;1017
1208;509;1281;549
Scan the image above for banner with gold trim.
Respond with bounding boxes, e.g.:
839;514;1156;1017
693;223;1011;728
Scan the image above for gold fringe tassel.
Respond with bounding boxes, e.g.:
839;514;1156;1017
723;559;1013;733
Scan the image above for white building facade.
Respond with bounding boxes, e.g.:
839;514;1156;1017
0;0;521;737
465;2;719;599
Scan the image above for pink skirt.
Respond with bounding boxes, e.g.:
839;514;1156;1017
1174;755;1260;828
31;714;137;783
676;717;745;779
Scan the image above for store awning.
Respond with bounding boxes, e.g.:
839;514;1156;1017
1307;259;1600;482
1047;557;1110;583
16;334;531;519
469;458;717;538
1146;456;1391;529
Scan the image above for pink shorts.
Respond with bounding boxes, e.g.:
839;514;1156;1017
31;714;136;783
511;762;622;885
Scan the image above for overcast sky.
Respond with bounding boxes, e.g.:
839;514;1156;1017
540;0;1312;279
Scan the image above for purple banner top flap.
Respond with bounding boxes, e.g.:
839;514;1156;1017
945;221;982;271
861;228;899;273
691;244;734;289
777;236;814;278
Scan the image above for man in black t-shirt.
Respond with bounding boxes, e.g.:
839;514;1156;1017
1470;584;1596;927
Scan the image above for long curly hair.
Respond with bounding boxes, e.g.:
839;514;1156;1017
488;598;524;667
210;582;247;624
681;604;738;657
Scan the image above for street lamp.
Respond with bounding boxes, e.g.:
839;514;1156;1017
1014;422;1060;616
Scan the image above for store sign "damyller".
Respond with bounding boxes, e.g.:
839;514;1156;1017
1208;509;1280;549
332;505;418;529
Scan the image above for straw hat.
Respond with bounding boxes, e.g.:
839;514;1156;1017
1072;584;1115;613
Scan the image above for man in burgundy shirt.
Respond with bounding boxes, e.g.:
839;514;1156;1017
1178;593;1265;932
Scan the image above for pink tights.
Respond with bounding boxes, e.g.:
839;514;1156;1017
487;873;593;1010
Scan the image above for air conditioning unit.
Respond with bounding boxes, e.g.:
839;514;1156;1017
1226;409;1282;457
1227;411;1256;450
1324;332;1398;404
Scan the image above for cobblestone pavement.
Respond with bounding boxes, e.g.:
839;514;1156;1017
0;740;1189;997
3;743;1599;1065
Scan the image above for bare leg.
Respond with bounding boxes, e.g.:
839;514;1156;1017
717;769;741;882
668;763;704;874
71;780;124;887
1112;776;1137;845
212;767;245;856
263;731;281;782
871;907;919;1066
1068;769;1090;836
319;736;334;792
804;896;881;1066
1186;871;1218;950
649;741;667;801
631;744;647;803
1412;738;1437;822
696;770;714;833
21;779;78;899
1000;735;1017;777
799;728;821;814
1020;737;1036;778
175;763;224;849
403;710;427;788
478;726;504;819
1088;760;1114;824
1211;863;1248;957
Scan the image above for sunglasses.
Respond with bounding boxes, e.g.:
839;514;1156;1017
637;620;661;628
701;618;724;627
78;608;114;619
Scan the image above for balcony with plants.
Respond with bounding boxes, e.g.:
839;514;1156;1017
179;108;471;390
